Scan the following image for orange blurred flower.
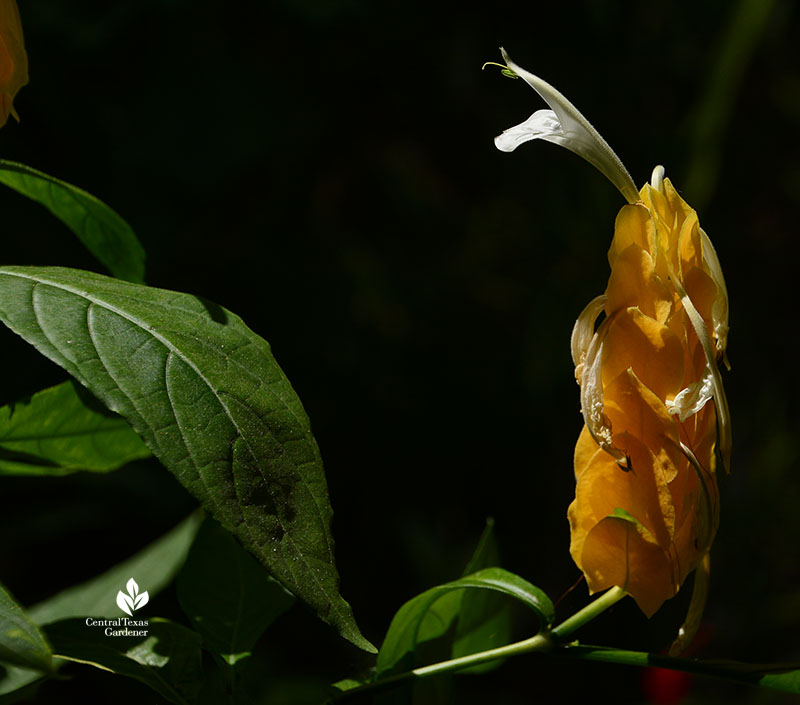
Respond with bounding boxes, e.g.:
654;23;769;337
0;0;28;127
493;50;730;632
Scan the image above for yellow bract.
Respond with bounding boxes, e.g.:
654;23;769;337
0;0;27;127
569;179;725;617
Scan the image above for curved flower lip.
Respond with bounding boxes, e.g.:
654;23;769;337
570;294;606;378
571;295;627;467
493;48;640;205
698;226;730;365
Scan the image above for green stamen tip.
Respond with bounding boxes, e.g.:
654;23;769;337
481;61;519;79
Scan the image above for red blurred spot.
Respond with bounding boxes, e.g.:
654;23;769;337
641;666;692;705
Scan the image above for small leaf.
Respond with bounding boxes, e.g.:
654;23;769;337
176;518;295;663
0;266;372;652
0;380;151;476
28;512;201;626
0;160;145;283
376;568;554;678
452;520;511;674
0;662;45;698
0;515;201;698
46;618;202;705
330;677;366;693
610;507;642;525
0;584;52;673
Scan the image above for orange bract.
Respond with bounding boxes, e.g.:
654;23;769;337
0;0;27;127
569;179;726;617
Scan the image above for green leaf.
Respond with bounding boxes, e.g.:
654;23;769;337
610;507;645;528
461;518;499;577
452;520;511;674
0;663;45;701
0;513;201;698
0;160;145;284
176;518;295;663
28;512;202;626
330;677;366;693
0;584;52;673
371;523;503;673
46;618;202;705
376;567;554;678
0;380;151;476
0;266;373;653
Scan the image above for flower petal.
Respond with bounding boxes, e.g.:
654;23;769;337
496;49;640;204
494;108;564;153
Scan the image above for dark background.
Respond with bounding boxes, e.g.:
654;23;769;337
1;0;799;702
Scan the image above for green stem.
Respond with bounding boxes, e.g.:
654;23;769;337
551;585;627;640
332;587;627;702
554;644;800;695
332;633;553;701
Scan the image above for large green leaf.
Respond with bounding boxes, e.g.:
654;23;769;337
0;585;52;673
376;567;554;678
0;160;145;283
46;618;202;705
0;380;151;475
176;518;295;663
0;266;373;652
0;513;201;698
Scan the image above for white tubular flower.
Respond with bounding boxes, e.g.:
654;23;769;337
493;48;640;205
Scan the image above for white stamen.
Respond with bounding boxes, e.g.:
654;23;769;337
666;374;714;421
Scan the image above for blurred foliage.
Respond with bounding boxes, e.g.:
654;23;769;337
1;0;799;702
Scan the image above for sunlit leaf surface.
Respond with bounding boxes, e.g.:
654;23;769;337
0;266;372;652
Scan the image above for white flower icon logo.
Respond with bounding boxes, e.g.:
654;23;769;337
116;578;149;616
